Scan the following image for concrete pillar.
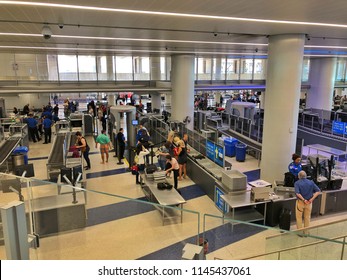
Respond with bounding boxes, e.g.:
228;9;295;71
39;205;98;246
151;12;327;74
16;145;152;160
107;56;114;80
260;34;305;183
150;57;162;112
151;92;162;112
171;54;195;130
306;57;337;110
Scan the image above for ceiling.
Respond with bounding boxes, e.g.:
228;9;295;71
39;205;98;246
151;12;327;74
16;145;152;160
1;0;347;57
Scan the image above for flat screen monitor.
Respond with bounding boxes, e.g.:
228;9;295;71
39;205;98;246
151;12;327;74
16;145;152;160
14;163;35;178
132;119;139;126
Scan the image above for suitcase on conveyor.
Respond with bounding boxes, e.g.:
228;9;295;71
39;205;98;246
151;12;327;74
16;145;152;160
279;208;291;231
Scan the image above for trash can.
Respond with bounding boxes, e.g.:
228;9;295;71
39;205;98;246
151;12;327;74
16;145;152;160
12;154;25;167
235;143;247;162
224;138;238;157
12;146;29;165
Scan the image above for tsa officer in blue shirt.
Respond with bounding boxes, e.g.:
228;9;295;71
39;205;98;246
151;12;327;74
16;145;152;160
288;153;302;178
42;115;52;144
26;113;41;143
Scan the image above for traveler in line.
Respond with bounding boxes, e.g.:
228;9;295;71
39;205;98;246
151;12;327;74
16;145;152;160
165;155;180;192
294;170;321;234
135;143;150;184
95;129;111;164
116;128;126;165
177;140;187;180
75;131;91;170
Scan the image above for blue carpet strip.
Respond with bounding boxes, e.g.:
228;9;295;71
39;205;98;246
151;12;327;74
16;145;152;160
86;170;261;259
138;223;265;260
86;184;205;226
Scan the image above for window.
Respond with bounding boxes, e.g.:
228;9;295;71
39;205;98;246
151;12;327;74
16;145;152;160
58;55;78;80
97;55;114;81
133;56;150;80
253;59;266;80
301;58;310;82
196;57;212;80
115;56;133;80
226;58;239;80
78;55;97;80
212;58;226;80
240;58;253;80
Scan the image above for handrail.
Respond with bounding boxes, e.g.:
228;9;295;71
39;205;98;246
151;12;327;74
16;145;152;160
241;235;347;260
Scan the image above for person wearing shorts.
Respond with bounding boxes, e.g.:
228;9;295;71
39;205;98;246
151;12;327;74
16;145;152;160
95;129;111;164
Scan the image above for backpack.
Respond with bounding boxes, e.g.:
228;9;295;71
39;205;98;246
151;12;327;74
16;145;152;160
131;165;139;175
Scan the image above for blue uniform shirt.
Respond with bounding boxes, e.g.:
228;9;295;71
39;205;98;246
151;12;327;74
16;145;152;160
26;117;37;128
43;118;52;129
288;162;302;177
294;178;321;200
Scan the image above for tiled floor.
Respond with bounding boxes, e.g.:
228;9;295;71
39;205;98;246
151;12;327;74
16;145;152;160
1;123;347;260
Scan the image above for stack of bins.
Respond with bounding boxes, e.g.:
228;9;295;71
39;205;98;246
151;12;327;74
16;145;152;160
224;138;238;157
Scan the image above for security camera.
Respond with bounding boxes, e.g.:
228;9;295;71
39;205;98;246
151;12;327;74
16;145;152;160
58;23;64;29
214;33;217;37
42;25;52;39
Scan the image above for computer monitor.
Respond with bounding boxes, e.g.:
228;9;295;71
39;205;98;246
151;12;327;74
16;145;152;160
132;119;139;126
14;163;35;178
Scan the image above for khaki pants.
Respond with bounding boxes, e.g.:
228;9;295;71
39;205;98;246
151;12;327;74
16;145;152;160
295;200;312;233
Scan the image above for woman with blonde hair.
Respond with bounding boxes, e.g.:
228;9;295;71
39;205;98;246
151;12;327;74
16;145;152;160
177;139;187;180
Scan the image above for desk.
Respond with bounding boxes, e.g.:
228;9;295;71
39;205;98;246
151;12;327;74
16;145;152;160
140;173;186;225
221;191;268;229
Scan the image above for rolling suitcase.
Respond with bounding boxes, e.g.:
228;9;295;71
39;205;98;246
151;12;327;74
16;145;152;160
279;208;291;230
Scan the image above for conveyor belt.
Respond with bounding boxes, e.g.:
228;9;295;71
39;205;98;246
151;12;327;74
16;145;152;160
0;138;21;165
48;134;66;164
47;133;78;164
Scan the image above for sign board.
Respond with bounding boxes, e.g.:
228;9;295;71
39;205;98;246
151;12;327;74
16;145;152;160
332;121;345;135
214;185;227;213
206;140;225;168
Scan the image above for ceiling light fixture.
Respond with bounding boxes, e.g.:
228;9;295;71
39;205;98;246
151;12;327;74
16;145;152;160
1;1;347;29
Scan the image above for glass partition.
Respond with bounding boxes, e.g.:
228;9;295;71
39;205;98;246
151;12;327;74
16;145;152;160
203;213;347;260
0;173;201;260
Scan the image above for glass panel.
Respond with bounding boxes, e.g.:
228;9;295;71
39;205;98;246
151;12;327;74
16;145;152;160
97;55;114;81
78;55;97;81
336;59;346;82
36;54;49;81
47;55;59;81
212;58;225;80
203;213;347;260
226;58;239;80
0;53;16;80
240;58;253;80
0;173;200;260
197;57;212;80
134;56;150;80
254;59;266;80
160;57;166;80
58;55;78;80
14;54;38;80
116;56;133;81
301;58;310;82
